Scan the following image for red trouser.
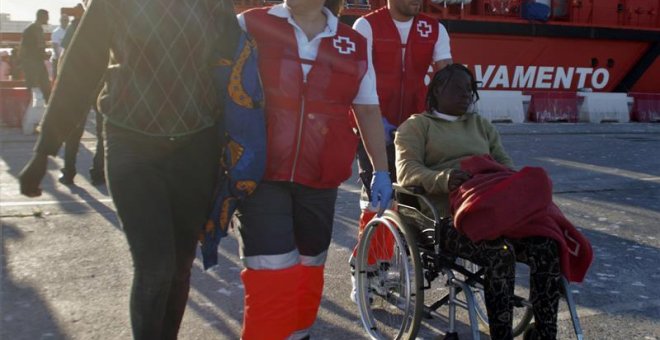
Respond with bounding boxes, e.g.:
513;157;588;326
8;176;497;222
241;264;324;340
352;209;395;266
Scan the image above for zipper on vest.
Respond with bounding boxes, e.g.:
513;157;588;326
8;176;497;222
290;78;307;181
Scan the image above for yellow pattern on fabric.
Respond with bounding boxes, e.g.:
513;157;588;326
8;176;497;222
228;40;255;109
200;219;215;241
227;140;244;167
219;198;235;231
236;180;257;194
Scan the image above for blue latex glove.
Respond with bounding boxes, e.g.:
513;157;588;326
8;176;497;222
370;171;393;216
382;117;397;145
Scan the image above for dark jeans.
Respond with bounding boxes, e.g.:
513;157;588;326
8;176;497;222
62;110;105;180
105;123;219;340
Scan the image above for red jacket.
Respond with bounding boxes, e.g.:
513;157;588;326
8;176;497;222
450;155;593;282
365;7;439;126
244;8;367;188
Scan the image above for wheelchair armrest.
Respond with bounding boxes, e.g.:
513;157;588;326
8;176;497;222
393;183;442;225
392;183;426;196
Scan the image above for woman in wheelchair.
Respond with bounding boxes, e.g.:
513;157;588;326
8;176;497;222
394;64;562;340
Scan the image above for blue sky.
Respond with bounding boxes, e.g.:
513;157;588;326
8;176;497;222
2;0;78;21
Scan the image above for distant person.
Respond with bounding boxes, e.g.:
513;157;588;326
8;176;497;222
20;9;51;102
50;15;69;79
57;82;106;186
18;0;242;338
60;4;84;54
0;51;10;81
55;3;104;186
348;0;453;301
9;48;22;80
44;51;53;81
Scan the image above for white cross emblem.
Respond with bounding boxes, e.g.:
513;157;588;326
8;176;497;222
333;36;356;55
416;21;432;38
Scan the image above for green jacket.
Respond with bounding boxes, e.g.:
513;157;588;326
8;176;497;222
395;112;513;216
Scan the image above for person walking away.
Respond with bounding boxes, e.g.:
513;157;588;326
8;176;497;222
0;51;10;81
20;9;51;135
56;3;105;185
18;0;242;338
235;0;393;338
349;0;453;301
20;9;51;103
9;47;22;80
57;81;106;186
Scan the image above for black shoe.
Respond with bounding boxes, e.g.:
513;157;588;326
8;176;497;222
90;170;106;186
58;174;74;185
59;168;76;185
91;174;106;186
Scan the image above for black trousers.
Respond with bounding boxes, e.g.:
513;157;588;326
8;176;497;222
236;181;338;264
105;123;219;340
62;110;105;179
22;60;51;103
440;226;561;340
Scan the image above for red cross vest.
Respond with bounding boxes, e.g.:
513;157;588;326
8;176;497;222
365;7;439;126
244;8;368;189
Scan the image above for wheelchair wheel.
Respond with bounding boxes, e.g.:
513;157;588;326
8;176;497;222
355;210;424;340
464;261;534;336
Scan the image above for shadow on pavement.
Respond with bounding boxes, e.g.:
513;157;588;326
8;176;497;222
1;222;66;340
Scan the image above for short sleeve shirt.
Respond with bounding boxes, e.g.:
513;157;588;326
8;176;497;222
238;4;379;105
352;16;452;63
51;26;67;58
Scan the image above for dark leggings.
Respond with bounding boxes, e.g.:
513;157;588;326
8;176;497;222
440;226;561;340
105;124;219;340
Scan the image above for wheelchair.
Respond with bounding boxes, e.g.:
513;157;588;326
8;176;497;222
354;184;585;340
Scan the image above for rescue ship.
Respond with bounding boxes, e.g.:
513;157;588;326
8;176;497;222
236;0;659;94
1;1;657;127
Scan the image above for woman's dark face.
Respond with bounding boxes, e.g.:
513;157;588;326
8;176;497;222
433;71;474;116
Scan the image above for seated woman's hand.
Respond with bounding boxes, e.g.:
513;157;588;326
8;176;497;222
448;169;472;191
